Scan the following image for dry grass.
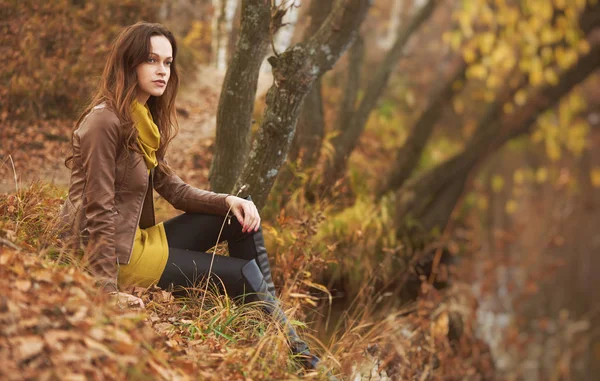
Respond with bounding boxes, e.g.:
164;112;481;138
0;181;496;380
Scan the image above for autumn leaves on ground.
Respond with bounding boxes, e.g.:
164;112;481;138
0;181;493;380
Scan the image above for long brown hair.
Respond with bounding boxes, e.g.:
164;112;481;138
65;22;179;175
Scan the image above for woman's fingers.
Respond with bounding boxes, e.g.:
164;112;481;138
227;196;261;233
241;200;260;232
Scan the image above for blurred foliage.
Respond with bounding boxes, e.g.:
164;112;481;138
441;0;594;153
182;20;213;64
0;0;159;121
532;90;591;160
446;0;590;93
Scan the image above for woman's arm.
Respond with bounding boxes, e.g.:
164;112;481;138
78;109;121;291
153;162;230;216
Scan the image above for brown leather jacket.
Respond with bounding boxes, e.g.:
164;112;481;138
58;105;230;290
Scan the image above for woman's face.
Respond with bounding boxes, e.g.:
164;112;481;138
135;35;173;104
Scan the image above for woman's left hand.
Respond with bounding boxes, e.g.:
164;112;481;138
226;196;261;233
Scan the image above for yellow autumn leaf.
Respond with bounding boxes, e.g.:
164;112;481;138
540;27;556;45
450;32;462;50
544;68;559;85
515;90;528;106
536;167;549;183
541;47;554;64
531;128;544;143
566;120;590;156
479;32;495;55
505;199;518;215
556;47;578;70
578;39;590;54
519;57;531;72
529;69;544;86
590;167;600;188
463;47;477;63
486;74;501;89
554;0;567;10
546;136;561;161
458;12;474;38
491;175;505;192
467;64;487;80
514;169;526;185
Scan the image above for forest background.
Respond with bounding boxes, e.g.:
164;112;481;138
1;0;599;380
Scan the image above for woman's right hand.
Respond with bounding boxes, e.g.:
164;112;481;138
110;291;145;309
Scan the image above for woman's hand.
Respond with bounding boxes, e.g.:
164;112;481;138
110;291;145;309
225;196;261;233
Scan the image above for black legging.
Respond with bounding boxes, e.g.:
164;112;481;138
158;212;271;299
158;211;319;368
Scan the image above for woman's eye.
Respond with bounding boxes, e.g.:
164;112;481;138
147;58;155;63
166;61;172;66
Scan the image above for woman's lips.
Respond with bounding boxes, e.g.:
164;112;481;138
153;80;166;87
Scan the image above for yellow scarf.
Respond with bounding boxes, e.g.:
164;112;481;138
131;100;160;169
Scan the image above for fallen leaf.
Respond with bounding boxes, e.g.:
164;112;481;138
10;335;45;363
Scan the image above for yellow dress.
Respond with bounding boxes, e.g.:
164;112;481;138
117;101;169;288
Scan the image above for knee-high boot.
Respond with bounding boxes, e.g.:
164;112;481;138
250;225;277;298
241;259;320;370
243;196;277;299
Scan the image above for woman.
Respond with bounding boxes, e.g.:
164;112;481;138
58;22;319;370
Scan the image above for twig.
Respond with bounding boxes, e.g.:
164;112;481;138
199;184;248;313
9;155;18;195
0;238;21;251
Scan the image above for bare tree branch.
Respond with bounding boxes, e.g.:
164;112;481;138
378;55;467;196
320;0;439;192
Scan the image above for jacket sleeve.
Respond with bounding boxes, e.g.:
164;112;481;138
78;109;121;292
153;161;230;216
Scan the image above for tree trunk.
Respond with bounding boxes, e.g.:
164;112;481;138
381;0;404;49
397;41;600;234
274;0;335;203
209;0;272;193
378;56;468;196
333;33;365;154
211;0;240;70
287;0;335;170
234;0;372;208
320;0;439;193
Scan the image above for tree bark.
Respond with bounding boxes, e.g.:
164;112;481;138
276;0;335;198
397;41;600;234
320;0;439;193
287;0;335;169
209;0;272;193
378;56;468;196
234;0;372;208
333;33;365;152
